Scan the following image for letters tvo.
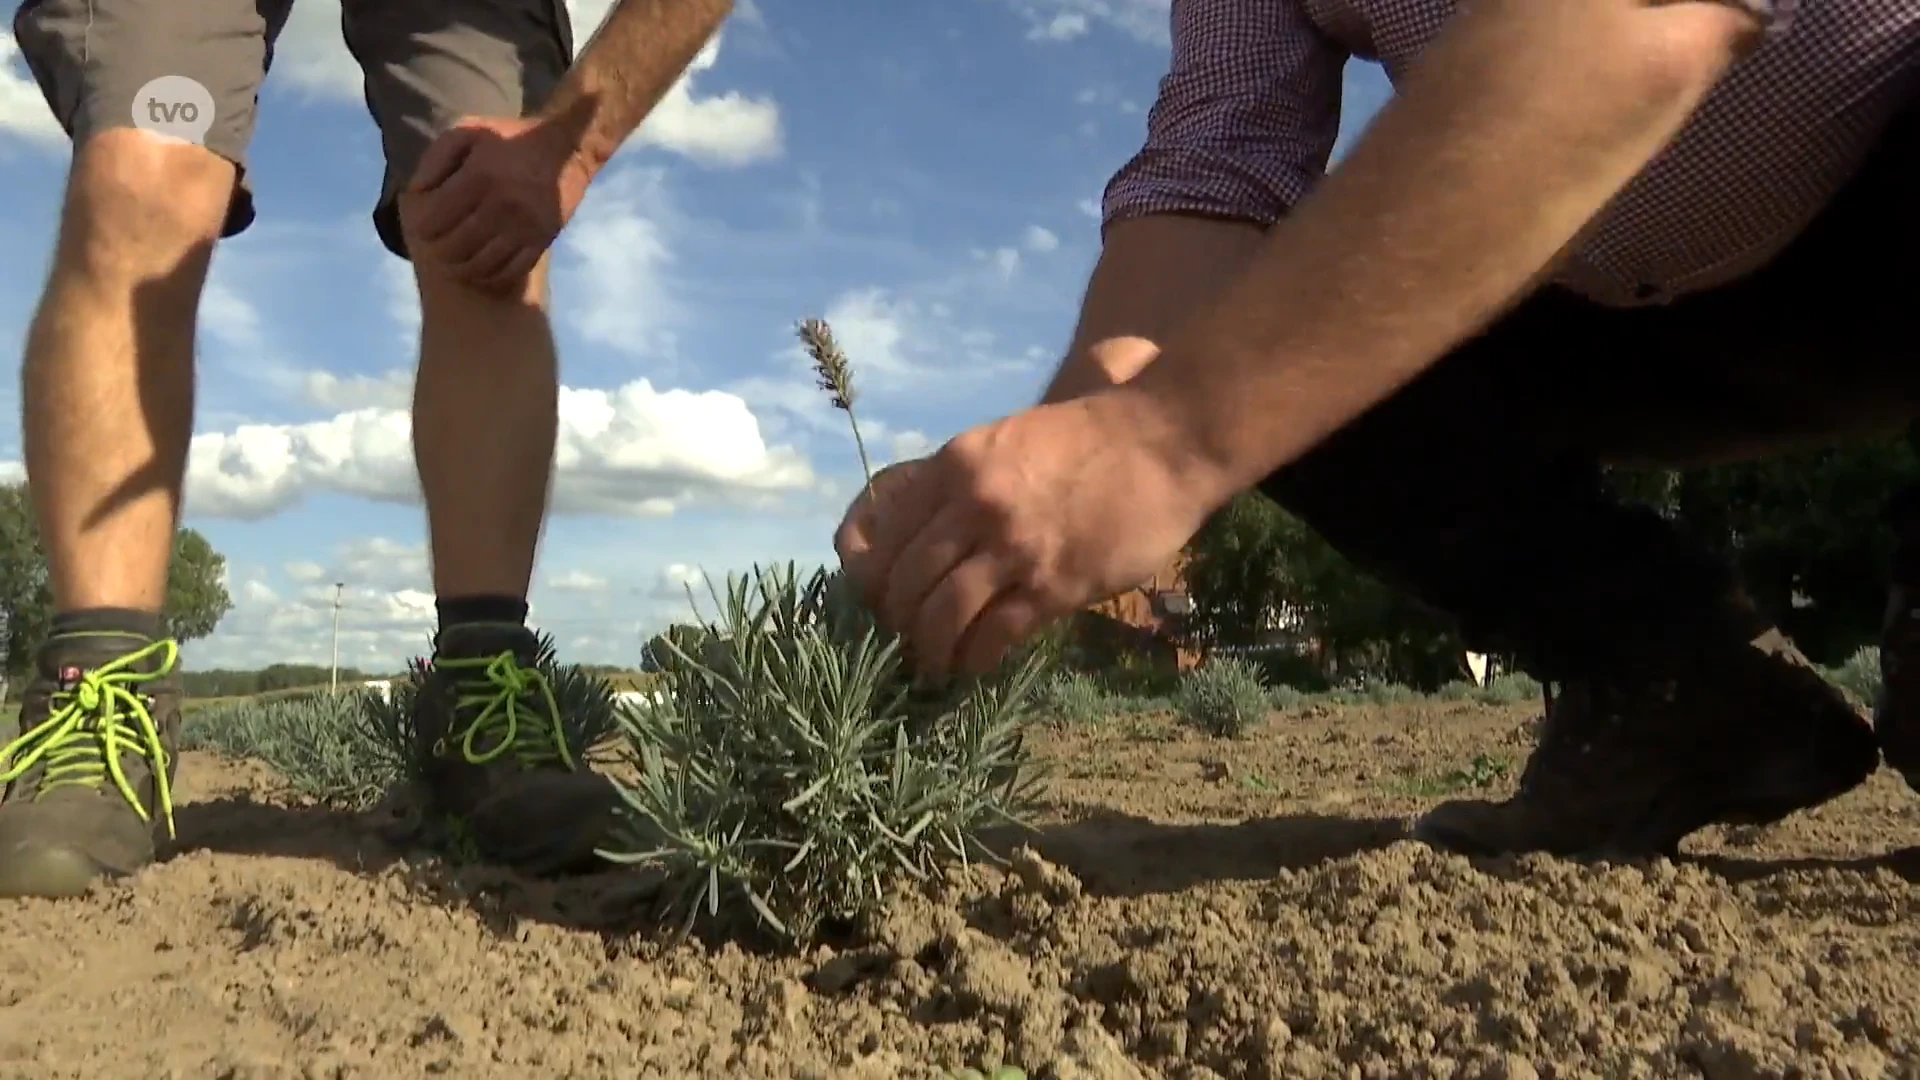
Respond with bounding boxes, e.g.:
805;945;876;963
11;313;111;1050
144;97;199;124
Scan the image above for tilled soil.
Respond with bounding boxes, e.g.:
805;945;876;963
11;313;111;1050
5;700;1920;1079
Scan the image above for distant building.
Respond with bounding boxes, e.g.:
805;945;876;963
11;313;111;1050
1070;554;1202;671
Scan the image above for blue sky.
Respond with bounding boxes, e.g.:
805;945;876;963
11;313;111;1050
0;0;1391;673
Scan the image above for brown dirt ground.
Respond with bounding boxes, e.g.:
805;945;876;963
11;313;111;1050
6;700;1920;1079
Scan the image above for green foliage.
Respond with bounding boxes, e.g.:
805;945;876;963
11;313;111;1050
182;664;384;698
182;693;401;809
358;630;621;784
164;529;235;642
1391;752;1513;797
1175;656;1271;738
1034;670;1111;725
602;563;1050;945
1607;437;1920;665
0;482;234;679
1182;492;1465;689
641;623;713;673
1820;646;1882;711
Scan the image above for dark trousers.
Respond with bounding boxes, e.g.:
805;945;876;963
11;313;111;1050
1257;100;1920;681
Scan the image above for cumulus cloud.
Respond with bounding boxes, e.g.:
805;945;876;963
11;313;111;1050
976;246;1022;279
302;369;413;411
1022;225;1060;253
558;167;680;358
150;378;812;519
889;429;933;461
266;0;779;165
628;31;782;166
545;568;608;592
0;33;64;146
1004;0;1170;45
1029;12;1089;40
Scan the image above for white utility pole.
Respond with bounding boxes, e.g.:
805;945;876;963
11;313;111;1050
329;582;345;694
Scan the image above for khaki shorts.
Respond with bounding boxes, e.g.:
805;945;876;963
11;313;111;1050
12;0;575;258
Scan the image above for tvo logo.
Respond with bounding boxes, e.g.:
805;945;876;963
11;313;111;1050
131;75;215;144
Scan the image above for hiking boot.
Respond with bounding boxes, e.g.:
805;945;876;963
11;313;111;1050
1412;629;1877;858
412;623;620;876
0;631;182;898
1874;487;1920;787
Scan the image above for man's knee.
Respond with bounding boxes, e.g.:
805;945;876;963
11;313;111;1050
397;216;553;317
56;130;235;282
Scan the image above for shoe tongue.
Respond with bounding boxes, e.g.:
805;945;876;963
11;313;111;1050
36;632;166;684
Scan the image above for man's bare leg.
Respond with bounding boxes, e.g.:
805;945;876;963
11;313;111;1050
406;246;558;603
25;132;232;613
0;131;233;898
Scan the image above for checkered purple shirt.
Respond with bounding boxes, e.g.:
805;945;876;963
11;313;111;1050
1103;0;1920;307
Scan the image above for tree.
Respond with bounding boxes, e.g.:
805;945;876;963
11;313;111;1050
1183;491;1465;689
1606;434;1920;665
641;622;713;672
165;528;235;642
0;482;234;683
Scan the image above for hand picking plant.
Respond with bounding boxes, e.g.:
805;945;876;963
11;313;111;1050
597;317;1055;945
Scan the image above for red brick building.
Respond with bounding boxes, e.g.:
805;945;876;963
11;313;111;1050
1069;554;1202;671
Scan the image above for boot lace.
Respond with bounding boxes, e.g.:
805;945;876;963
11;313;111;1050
437;651;576;769
0;639;180;837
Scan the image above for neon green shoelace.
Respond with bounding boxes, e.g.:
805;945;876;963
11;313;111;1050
438;651;576;770
0;638;180;837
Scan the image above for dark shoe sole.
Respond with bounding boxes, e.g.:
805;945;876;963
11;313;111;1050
0;843;120;899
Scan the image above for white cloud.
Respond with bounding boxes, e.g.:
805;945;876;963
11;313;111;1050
975;246;1022;279
545;568;608;592
200;280;266;352
1022;225;1059;253
284;560;327;584
889;429;933;461
0;33;65;146
331;536;430;591
558;168;679;358
382;257;421;342
1029;12;1090;40
628;31;782;166
652;562;708;599
1005;0;1169;45
302;368;413;411
1077;198;1102;219
160;377;812;519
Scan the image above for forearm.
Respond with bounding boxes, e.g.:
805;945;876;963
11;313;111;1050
1129;0;1765;495
540;0;734;171
1039;215;1268;404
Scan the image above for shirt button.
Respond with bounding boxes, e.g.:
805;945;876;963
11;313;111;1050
1633;282;1662;300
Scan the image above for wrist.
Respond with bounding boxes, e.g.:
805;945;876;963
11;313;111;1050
1092;379;1244;519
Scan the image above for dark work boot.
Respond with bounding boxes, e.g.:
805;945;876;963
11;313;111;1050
1413;629;1878;858
0;631;183;897
1874;484;1920;786
412;623;620;876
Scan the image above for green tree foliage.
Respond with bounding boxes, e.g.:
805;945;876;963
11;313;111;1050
1182;491;1464;689
0;481;235;678
1605;433;1920;665
641;622;713;673
182;665;383;698
1181;435;1920;691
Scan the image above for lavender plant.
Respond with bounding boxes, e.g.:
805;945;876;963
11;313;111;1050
598;317;1053;945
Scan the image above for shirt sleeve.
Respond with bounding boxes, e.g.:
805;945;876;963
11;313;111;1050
1102;0;1349;232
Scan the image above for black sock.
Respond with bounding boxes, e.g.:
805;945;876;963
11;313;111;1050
435;594;529;632
49;607;163;640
